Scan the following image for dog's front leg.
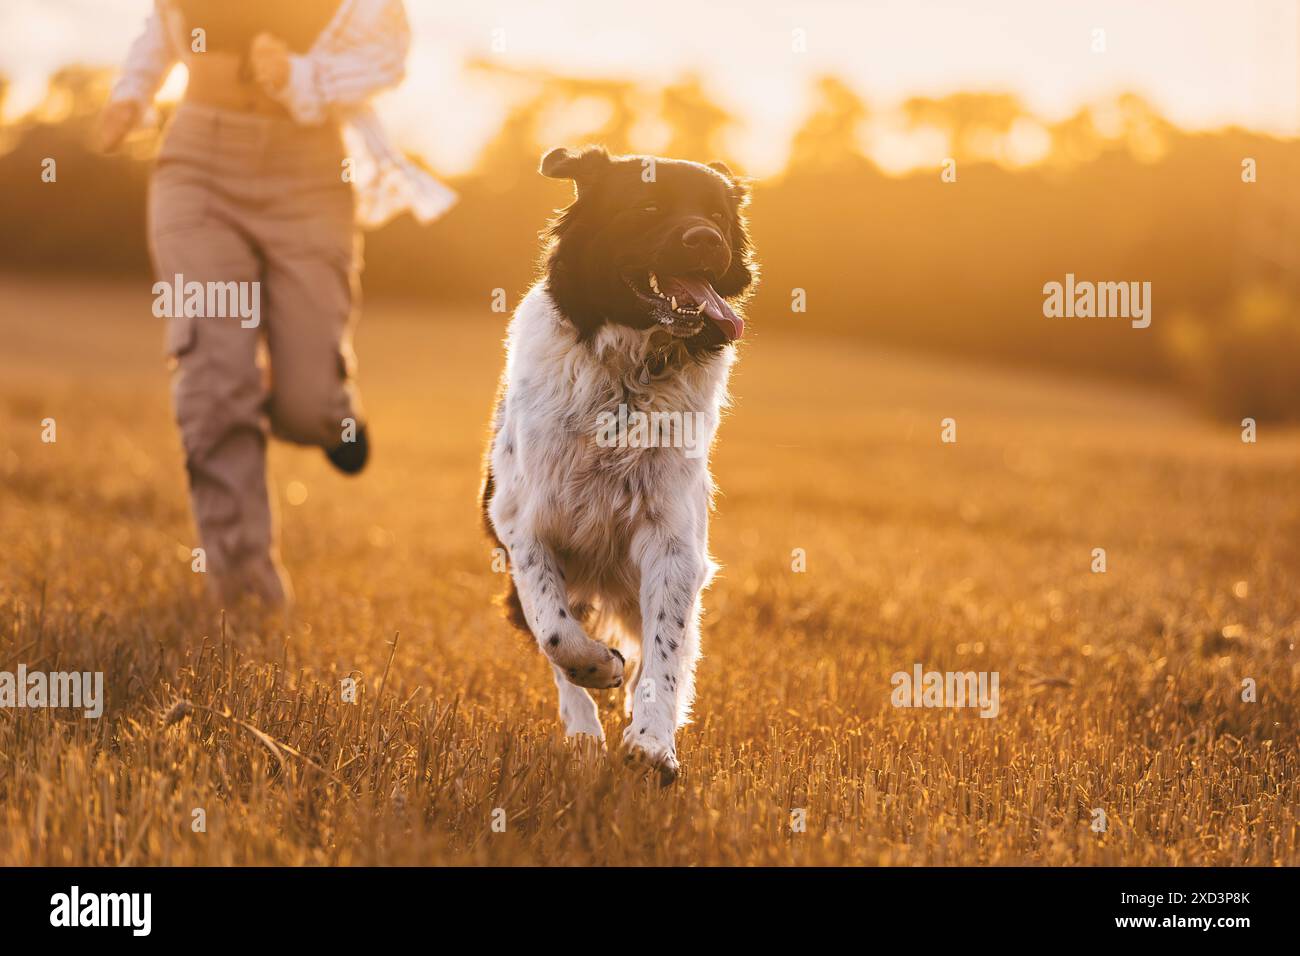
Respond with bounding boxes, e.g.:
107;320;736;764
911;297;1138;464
505;533;625;691
624;530;707;785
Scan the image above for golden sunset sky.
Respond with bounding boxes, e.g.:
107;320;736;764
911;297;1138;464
2;0;1296;175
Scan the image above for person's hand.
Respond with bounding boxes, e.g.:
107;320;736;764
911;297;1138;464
96;99;141;152
249;32;291;93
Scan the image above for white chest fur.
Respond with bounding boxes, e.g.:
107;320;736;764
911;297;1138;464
490;285;732;583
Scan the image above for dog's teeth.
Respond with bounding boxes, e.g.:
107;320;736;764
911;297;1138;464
670;295;677;310
649;273;660;293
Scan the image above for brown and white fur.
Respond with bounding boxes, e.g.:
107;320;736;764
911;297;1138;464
480;146;756;784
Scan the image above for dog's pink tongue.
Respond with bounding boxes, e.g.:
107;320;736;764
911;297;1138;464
666;275;743;341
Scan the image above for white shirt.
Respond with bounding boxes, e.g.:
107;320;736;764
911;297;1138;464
111;0;456;229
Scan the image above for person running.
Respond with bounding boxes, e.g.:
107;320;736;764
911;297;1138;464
98;0;454;607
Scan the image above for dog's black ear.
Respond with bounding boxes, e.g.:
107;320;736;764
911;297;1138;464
707;160;750;202
539;146;611;189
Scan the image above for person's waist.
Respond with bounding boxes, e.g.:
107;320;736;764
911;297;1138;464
163;101;345;172
184;53;290;117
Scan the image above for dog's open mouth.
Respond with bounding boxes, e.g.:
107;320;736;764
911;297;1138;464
625;271;744;341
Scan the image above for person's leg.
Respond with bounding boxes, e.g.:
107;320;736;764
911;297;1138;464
259;174;366;458
149;160;291;608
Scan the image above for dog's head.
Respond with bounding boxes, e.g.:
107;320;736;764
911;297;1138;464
539;146;757;349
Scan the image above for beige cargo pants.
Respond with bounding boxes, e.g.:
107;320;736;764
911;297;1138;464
148;104;363;607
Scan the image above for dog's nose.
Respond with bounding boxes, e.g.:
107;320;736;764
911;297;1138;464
681;225;724;250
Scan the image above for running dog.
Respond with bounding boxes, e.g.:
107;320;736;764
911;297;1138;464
480;146;757;783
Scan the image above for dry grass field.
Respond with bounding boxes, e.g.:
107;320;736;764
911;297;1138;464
0;275;1297;866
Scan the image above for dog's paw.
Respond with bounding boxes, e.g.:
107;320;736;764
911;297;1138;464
559;642;625;690
622;725;679;786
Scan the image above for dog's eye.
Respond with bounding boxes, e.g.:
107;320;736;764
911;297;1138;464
710;211;727;223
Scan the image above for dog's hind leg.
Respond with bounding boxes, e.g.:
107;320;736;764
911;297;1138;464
622;654;642;719
583;601;642;719
599;602;644;720
551;664;604;740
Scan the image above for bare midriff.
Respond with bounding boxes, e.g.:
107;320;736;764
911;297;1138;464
185;53;289;117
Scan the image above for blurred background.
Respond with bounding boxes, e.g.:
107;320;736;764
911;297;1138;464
1;0;1299;418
